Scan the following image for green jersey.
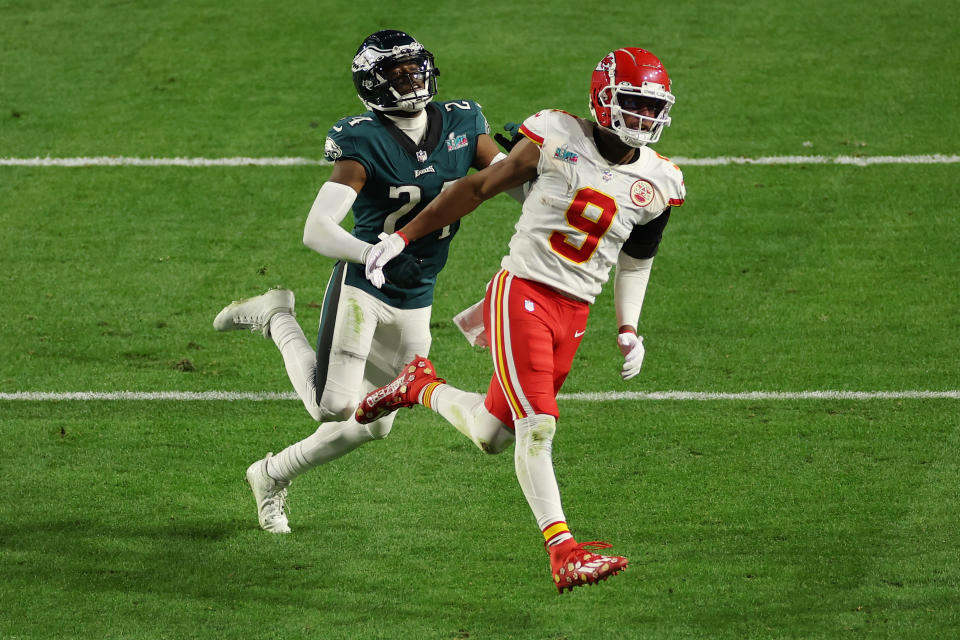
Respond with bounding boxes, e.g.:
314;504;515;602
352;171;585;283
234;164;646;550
323;100;491;309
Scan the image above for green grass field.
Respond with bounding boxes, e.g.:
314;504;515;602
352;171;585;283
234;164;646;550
2;1;958;638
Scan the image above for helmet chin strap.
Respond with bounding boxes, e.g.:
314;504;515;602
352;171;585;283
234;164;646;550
613;108;668;147
394;88;432;112
363;94;429;115
595;119;648;149
618;133;647;148
617;125;654;148
366;87;431;114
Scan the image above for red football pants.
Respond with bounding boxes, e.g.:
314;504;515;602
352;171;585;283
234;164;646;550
482;269;590;427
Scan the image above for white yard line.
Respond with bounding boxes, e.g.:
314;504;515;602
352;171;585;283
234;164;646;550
0;156;329;167
1;155;959;167
561;390;960;401
2;154;956;403
1;390;957;402
674;154;960;167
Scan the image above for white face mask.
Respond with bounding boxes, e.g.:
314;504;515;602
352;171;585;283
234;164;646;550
595;83;675;147
358;51;438;113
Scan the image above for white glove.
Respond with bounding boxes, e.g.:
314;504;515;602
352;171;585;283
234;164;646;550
617;331;645;380
364;232;408;289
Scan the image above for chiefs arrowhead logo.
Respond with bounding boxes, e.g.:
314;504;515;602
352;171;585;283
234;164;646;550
630;179;655;207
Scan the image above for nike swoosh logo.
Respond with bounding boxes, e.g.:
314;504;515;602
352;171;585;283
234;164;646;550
574;330;586;338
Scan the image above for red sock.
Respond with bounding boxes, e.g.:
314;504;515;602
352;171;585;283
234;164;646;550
543;521;576;562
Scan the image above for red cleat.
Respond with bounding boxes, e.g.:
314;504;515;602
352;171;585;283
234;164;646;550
550;540;628;593
355;355;444;424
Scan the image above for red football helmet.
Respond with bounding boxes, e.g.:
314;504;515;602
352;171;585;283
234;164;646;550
590;48;675;147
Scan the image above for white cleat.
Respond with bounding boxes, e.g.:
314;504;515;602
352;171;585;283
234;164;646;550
213;288;294;338
245;453;291;534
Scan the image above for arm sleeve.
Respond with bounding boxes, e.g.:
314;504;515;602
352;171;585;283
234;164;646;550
488;151;530;203
616;208;672;328
614;254;654;330
622;207;671;259
302;181;371;263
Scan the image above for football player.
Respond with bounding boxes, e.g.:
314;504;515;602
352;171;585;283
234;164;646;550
213;30;509;534
356;47;685;592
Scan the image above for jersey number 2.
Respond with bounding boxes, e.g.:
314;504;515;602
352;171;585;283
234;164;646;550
549;187;617;263
386;184;454;238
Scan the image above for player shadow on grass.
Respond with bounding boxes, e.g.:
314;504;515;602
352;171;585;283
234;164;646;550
1;518;509;609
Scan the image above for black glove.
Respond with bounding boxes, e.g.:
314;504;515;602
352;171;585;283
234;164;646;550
383;253;422;288
493;122;523;153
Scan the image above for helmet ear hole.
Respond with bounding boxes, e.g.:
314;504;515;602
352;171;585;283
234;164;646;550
589;87;614;126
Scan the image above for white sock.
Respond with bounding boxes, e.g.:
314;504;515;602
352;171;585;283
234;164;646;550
513;414;568;533
429;385;514;453
429;385;484;440
266;418;376;482
269;313;322;421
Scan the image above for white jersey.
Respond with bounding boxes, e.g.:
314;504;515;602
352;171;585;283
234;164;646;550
501;109;685;303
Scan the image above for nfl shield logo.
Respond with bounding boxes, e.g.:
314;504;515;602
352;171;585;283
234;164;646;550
416;150;428;163
524;300;535;312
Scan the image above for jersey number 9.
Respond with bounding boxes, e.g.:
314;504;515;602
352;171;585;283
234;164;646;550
549;187;617;264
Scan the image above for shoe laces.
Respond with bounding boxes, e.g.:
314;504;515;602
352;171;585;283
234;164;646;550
237;312;265;332
263;488;288;524
573;541;613;553
263;478;289;514
553;541;618;571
